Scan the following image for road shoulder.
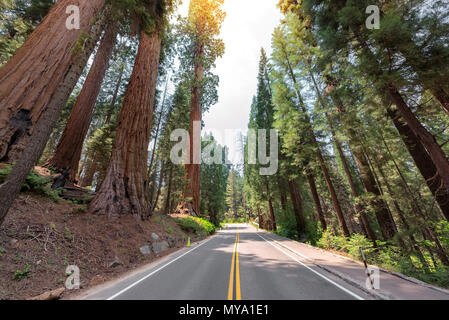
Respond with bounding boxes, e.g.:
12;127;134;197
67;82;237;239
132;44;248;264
254;226;449;300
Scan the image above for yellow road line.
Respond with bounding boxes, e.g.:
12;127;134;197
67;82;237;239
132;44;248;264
227;234;237;300
227;233;242;300
236;233;241;300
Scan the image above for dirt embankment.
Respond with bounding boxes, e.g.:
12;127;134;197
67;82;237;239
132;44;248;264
0;193;204;300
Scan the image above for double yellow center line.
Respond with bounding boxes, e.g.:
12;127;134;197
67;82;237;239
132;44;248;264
227;233;241;300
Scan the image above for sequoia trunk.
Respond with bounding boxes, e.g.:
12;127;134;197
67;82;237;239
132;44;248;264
184;43;204;215
387;87;449;194
306;171;327;230
88;30;162;219
311;131;350;237
0;0;106;162
44;22;118;182
0;8;107;226
324;112;377;242
330;100;397;240
288;179;306;235
387;107;449;220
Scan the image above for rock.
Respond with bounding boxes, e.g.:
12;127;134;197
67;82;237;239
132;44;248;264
28;287;65;300
151;233;160;241
10;239;19;248
108;256;123;268
140;245;151;255
152;241;170;254
167;237;177;248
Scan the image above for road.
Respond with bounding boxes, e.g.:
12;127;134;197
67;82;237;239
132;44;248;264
80;224;371;300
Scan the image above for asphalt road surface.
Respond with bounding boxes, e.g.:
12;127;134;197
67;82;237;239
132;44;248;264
81;224;372;300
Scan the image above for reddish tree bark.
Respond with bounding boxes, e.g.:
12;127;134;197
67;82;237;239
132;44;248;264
105;61;125;124
352;30;449;199
310;73;376;239
288;179;306;235
148;85;168;179
306;171;327;230
164;165;174;215
430;87;449;117
325;82;397;240
387;87;449;194
80;152;98;188
44;22;118;182
0;0;106;162
88;30;162;219
257;206;262;229
387;107;449;220
78;61;126;187
183;42;204;216
279;179;288;212
266;181;277;231
151;161;165;213
336;141;378;241
280;45;348;236
310;131;350;237
323;110;377;241
268;198;276;231
0;6;108;226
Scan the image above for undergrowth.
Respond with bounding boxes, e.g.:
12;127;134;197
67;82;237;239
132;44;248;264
0;164;63;203
316;229;449;288
174;216;216;236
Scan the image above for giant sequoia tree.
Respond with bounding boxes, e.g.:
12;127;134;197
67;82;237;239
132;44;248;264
0;0;108;226
0;0;55;66
0;0;106;162
176;0;225;216
89;0;177;218
44;21;119;183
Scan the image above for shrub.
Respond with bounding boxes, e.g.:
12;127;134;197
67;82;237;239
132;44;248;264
414;266;449;288
317;230;347;251
272;208;299;240
174;217;200;234
13;264;30;281
174;216;216;236
0;164;62;202
0;165;12;182
223;217;246;224
346;234;374;260
22;170;52;191
305;221;323;246
191;217;216;235
436;220;449;248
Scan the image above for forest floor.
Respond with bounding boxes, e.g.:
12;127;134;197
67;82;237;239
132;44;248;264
0;192;204;300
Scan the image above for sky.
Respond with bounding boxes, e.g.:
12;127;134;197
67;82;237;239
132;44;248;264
176;0;283;163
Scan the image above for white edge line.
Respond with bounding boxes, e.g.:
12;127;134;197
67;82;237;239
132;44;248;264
256;232;365;301
106;236;216;300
